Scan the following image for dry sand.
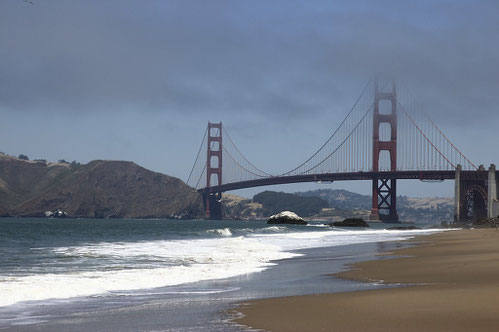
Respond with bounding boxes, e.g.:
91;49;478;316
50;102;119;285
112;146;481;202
235;229;499;331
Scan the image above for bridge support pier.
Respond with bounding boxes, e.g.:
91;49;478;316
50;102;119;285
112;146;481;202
488;164;498;219
204;192;223;220
454;165;462;221
371;177;399;222
454;164;488;222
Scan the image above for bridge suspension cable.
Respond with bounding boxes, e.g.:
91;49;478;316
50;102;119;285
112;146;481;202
395;82;477;171
186;125;208;187
222;126;274;177
186;78;477;190
299;102;374;175
278;79;373;176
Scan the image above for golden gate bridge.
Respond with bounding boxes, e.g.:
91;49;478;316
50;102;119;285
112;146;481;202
187;78;498;222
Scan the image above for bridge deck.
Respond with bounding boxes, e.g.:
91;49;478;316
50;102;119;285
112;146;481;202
198;170;485;194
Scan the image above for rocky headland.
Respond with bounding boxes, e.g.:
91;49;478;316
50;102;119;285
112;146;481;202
0;155;204;219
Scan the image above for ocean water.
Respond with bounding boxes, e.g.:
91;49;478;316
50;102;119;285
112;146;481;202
0;218;442;331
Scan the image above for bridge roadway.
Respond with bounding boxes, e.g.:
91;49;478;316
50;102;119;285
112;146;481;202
198;170;486;194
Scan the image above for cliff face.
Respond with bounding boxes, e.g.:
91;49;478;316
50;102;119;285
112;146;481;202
0;156;204;219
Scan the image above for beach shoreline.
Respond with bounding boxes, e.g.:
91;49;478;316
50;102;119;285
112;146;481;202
1;229;412;332
235;229;499;331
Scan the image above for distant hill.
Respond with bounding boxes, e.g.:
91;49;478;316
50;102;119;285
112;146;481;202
253;191;328;217
220;188;454;222
298;189;371;210
297;188;454;222
0;155;204;219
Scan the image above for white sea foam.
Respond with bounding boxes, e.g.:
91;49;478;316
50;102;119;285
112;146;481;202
306;223;330;228
0;228;442;307
263;226;285;232
0;237;297;307
249;228;441;251
207;228;232;237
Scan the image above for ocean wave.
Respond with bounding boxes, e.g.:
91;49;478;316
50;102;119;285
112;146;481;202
99;287;241;297
0;228;443;307
263;226;285;232
0;237;298;307
306;223;330;228
207;228;233;237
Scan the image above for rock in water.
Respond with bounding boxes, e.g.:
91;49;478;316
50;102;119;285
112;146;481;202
267;211;307;225
330;218;369;227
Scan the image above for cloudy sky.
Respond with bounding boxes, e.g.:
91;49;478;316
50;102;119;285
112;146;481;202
0;0;497;197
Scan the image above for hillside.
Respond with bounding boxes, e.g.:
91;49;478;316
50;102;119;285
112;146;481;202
0;155;204;219
298;189;371;210
221;193;265;220
297;189;454;222
221;189;454;222
253;191;328;217
220;191;328;220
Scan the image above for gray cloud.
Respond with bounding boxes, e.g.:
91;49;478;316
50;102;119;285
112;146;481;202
2;0;498;125
0;1;493;116
0;0;497;195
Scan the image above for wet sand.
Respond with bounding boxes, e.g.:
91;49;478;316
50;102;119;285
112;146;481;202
236;229;499;331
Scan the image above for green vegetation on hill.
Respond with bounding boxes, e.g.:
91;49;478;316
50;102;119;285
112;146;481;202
253;191;328;217
298;189;370;210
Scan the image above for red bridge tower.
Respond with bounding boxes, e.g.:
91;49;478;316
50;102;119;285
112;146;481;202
205;122;223;219
370;79;399;222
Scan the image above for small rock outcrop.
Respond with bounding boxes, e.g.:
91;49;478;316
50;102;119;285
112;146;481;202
267;211;307;225
45;209;68;218
473;218;499;228
432;218;499;229
329;218;369;228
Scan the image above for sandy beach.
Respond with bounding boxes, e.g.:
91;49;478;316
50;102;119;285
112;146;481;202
236;229;499;331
